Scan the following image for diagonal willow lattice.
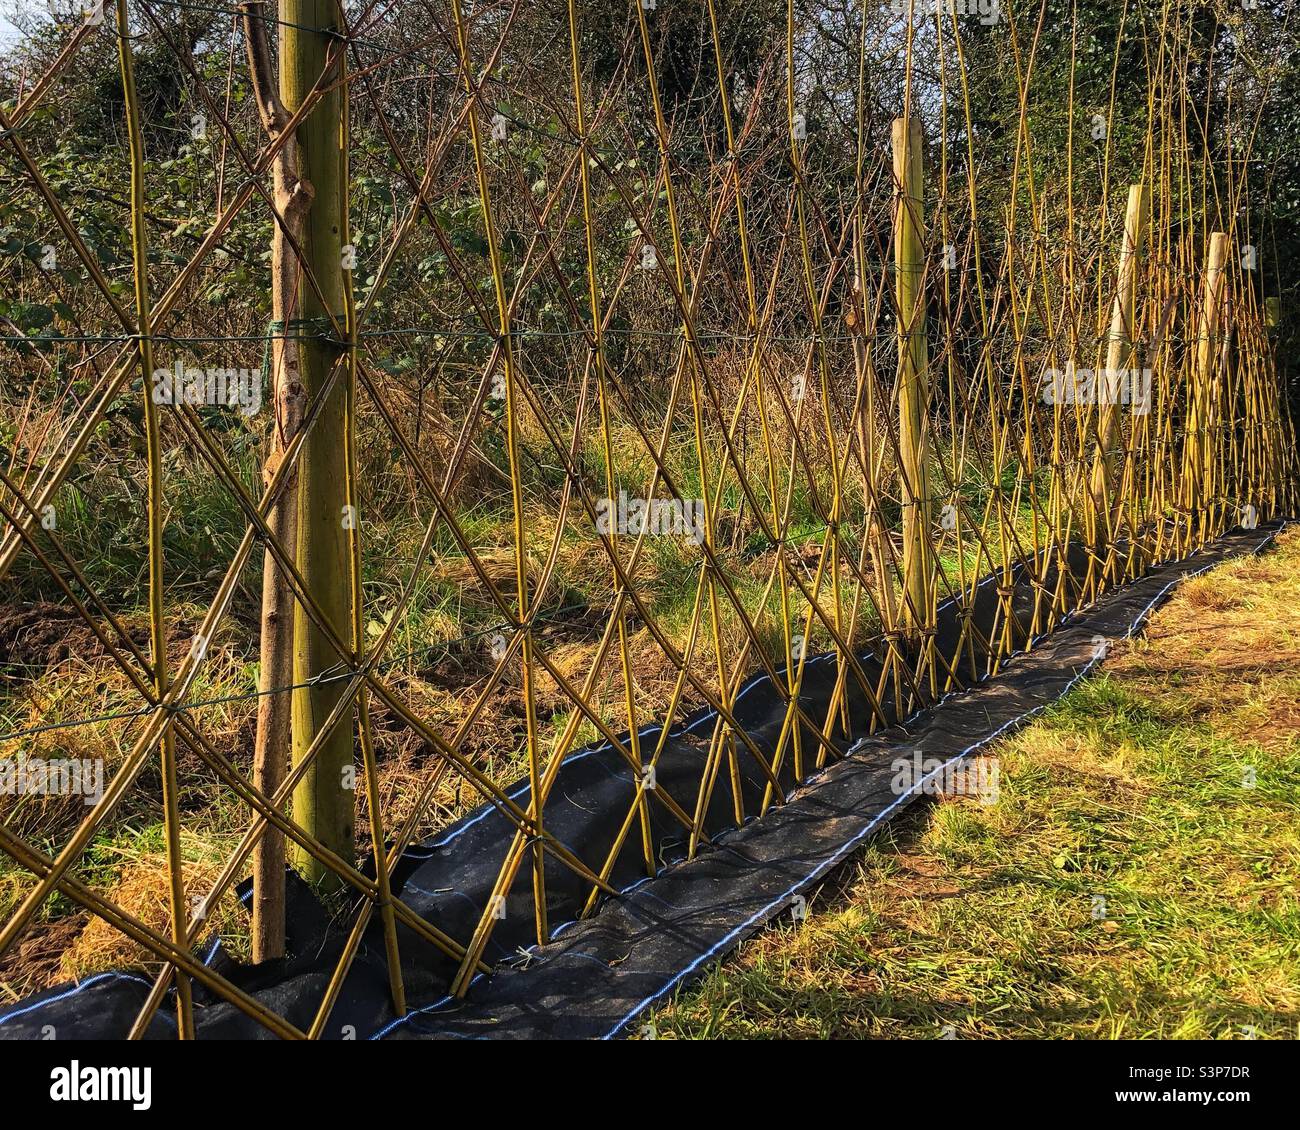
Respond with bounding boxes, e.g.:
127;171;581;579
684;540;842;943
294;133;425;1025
0;0;1295;1038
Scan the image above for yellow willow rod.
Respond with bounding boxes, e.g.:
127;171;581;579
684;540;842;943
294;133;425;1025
696;197;909;712
747;241;940;792
480;306;870;790
130;567;565;1037
931;5;974;655
0;57;347;583
764;358;947;777
448;0;548;949
922;11;1008;657
633;0;744;834
0;18;359;611
358;349;768;817
851;114;925;718
0;344;362;964
706;14;802;785
571;67;881;714
566;0;653;876
1007;9;1057;592
647;0;743;827
1078;0;1132;600
0;486;448;1038
690;195;903;772
136;517;510;956
984;2;1047;656
0;827;306;1040
303;315;609;1030
436;382;710;993
490;353;817;787
591;214;889;852
339;55;407;1020
114;0;194;1040
730;236;856;799
425;376;807;989
685;0;807;835
782;0;853;737
350;3;524;334
440;69;711;916
712;171;977;801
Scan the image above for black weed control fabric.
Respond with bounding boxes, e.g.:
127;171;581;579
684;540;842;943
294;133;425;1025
0;522;1284;1039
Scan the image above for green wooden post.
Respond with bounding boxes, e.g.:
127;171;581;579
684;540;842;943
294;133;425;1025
282;0;354;890
892;115;932;639
1088;183;1148;546
1188;232;1229;542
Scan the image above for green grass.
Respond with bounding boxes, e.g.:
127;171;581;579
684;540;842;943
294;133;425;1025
646;531;1300;1039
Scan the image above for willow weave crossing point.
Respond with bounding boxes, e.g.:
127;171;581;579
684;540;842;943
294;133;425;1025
0;1;1296;1040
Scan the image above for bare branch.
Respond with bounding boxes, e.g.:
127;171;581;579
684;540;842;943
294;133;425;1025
239;0;290;136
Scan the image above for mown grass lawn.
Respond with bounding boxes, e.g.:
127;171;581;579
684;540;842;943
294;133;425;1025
647;530;1300;1039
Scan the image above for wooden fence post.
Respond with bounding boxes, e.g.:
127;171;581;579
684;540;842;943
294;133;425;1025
892;115;933;642
283;0;354;891
1088;183;1148;564
1183;231;1229;546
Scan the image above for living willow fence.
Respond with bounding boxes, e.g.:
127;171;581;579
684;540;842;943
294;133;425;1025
0;0;1295;1038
